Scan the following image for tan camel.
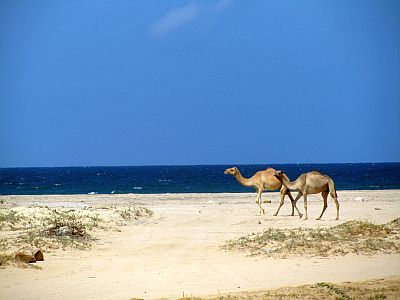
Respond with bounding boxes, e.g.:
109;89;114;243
274;170;339;220
224;167;302;217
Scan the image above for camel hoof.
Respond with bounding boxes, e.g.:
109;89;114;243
299;214;303;219
316;218;321;221
273;213;278;216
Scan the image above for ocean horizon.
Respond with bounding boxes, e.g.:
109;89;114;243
1;163;399;195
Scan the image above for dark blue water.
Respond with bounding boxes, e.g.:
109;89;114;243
0;163;399;195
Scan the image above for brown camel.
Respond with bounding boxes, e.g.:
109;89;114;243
274;170;339;220
224;167;302;217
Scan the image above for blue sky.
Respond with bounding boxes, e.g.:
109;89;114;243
1;0;399;167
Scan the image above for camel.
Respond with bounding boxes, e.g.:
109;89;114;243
274;170;339;220
224;167;302;217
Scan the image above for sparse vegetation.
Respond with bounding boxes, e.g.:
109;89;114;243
172;278;400;300
223;218;400;257
316;282;351;300
117;206;154;221
0;253;14;267
14;208;102;251
0;204;154;266
0;209;23;230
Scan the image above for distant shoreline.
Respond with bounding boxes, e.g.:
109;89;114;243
2;188;400;197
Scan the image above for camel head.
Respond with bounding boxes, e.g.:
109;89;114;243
274;170;284;181
224;167;239;176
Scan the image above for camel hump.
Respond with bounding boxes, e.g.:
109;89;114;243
310;170;322;174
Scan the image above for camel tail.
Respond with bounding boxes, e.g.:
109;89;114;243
328;177;337;198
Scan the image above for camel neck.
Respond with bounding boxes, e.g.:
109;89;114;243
280;175;298;190
234;171;253;187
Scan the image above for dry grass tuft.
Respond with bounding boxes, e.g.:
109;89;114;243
0;209;23;230
0;253;14;268
117;206;154;222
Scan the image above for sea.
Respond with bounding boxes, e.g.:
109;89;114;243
0;163;399;195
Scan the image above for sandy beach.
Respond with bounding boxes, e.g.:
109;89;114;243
1;190;400;299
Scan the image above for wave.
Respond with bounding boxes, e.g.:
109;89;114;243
1;163;399;195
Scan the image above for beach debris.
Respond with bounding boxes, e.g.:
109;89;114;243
15;252;36;263
207;200;214;204
375;207;381;210
34;250;44;261
55;226;73;236
14;249;44;264
263;247;277;254
354;196;364;202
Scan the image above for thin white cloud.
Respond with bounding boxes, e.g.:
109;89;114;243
148;1;232;38
149;3;199;37
215;0;232;10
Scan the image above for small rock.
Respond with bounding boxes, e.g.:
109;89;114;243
258;221;262;224
375;207;381;210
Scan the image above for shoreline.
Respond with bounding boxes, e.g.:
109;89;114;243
3;188;400;201
1;190;400;299
2;188;400;196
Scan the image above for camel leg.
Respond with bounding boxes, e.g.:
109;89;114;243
256;189;265;215
273;187;286;216
316;191;328;220
287;189;295;216
292;192;304;219
303;193;308;220
275;188;303;218
332;194;340;220
287;189;303;218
